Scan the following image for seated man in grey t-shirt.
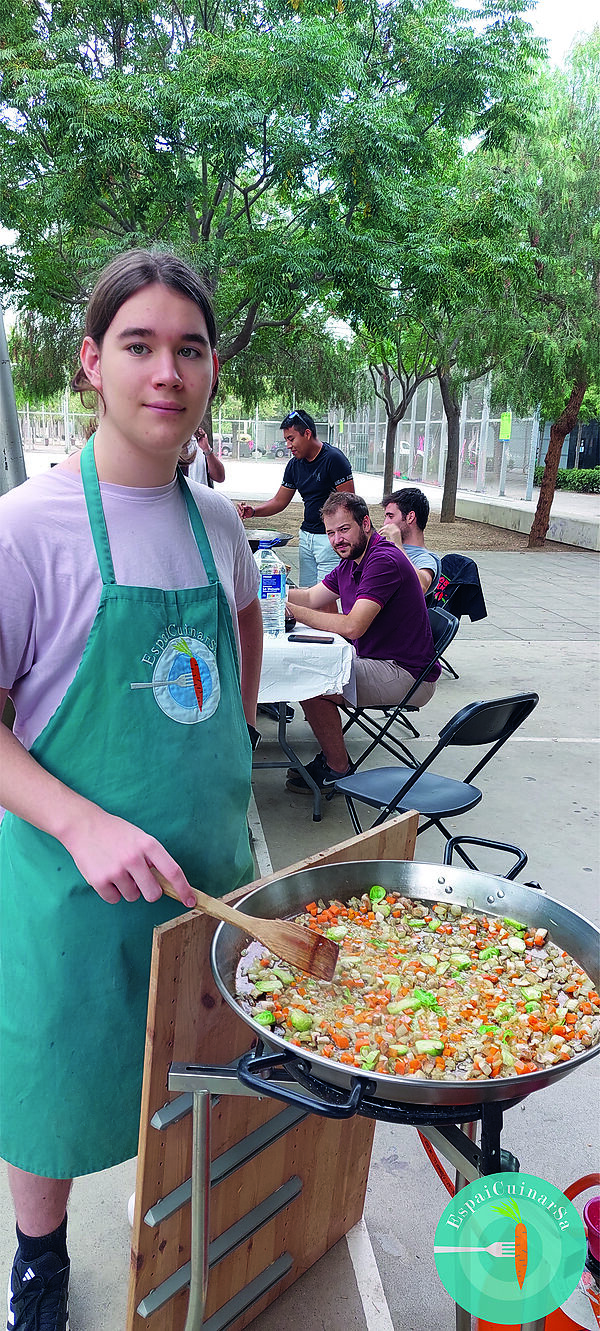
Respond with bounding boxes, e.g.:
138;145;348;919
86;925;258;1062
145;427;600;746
380;487;440;594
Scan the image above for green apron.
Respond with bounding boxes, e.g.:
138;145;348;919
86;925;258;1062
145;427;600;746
0;439;253;1178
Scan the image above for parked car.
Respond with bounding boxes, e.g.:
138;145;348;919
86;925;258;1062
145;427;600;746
216;433;258;459
266;441;288;458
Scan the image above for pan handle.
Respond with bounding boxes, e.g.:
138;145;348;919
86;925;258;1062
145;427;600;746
443;836;528;880
236;1049;369;1118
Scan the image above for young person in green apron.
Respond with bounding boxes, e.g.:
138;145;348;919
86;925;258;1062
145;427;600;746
0;250;263;1331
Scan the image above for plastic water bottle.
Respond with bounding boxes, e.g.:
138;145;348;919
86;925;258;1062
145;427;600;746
255;541;286;636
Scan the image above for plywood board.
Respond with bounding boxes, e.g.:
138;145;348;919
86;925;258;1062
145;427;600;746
127;811;419;1330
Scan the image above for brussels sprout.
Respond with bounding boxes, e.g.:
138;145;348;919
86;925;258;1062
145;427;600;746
255;1010;275;1026
289;1010;313;1032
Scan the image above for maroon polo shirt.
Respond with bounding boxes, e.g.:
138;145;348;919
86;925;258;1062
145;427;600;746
322;530;441;681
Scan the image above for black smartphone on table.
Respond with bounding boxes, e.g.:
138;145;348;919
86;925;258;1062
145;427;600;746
288;633;335;644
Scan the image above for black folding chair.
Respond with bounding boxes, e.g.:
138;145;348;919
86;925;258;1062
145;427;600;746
333;692;539;864
427;553;487;680
336;606;459;772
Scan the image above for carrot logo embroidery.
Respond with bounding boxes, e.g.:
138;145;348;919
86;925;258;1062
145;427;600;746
130;635;220;724
434;1171;586;1323
492;1195;528;1288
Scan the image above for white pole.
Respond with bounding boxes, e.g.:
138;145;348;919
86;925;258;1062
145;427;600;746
438;414;447;488
525;410;540;501
63;388;71;453
408;391;418;477
422;380;433;483
457;387;468;490
476;373;491;493
0;304;27;494
373;393;380;474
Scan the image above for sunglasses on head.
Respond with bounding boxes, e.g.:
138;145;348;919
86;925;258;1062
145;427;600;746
285;410;310;430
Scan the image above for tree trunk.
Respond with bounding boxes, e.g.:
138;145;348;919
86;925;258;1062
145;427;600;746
528;380;587;548
382;414;398;498
438;371;461;523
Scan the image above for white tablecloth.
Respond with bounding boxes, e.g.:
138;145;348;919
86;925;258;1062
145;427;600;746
258;629;355;704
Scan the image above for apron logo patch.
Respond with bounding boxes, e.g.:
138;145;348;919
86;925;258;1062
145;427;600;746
131;635;220;724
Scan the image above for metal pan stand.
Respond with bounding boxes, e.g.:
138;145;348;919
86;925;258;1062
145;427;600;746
165;1053;547;1331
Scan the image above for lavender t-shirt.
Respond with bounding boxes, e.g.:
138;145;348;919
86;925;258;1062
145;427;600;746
322;530;441;681
0;468;259;754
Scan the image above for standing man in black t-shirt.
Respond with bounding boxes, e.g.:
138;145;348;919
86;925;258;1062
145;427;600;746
237;409;354;585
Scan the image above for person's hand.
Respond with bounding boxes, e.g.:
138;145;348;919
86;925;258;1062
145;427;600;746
62;806;197;908
237;502;255;520
195;428;210;454
379;524;402;548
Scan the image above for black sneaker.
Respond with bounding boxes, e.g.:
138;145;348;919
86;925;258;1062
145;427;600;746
7;1250;69;1330
285;752;349;793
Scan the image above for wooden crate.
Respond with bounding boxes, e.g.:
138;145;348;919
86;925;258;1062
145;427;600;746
127;811;418;1331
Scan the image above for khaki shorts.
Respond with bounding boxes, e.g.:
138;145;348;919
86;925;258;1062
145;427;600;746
347;657;437;709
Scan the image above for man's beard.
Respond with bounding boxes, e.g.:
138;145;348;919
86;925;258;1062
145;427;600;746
342;528;369;560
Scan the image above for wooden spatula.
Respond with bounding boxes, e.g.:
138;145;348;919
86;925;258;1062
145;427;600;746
154;870;339;981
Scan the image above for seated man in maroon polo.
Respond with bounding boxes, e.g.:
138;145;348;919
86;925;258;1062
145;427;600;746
286;492;440;792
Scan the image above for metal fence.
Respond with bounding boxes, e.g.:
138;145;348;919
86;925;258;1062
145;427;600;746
18;379;543;501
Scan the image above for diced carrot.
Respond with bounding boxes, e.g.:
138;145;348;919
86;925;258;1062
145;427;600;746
565;1012;576;1024
435;1056;445;1069
332;1033;350;1049
395;1059;407;1074
551;1025;567;1037
322;1044;334;1057
339;1052;354;1064
580;1001;593;1015
408;1058;422;1073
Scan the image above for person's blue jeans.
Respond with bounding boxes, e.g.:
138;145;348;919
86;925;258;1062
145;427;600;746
298;530;340;587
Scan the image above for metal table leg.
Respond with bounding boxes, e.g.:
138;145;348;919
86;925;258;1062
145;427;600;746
182;1090;211;1331
252;703;322;819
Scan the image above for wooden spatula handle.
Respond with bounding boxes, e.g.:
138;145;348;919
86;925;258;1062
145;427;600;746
153;869;251;927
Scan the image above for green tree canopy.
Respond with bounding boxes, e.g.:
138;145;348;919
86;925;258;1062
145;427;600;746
1;0;545;409
491;30;600;544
